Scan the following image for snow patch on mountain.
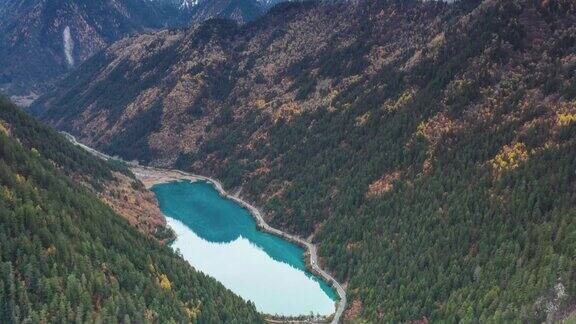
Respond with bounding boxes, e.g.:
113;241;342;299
63;26;74;67
179;0;198;9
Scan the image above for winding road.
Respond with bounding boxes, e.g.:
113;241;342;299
64;132;347;324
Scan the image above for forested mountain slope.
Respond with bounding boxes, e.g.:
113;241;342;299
0;97;263;323
34;0;576;321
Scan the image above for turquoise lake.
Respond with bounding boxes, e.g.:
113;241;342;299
151;181;337;316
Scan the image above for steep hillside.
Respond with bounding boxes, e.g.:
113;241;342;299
0;0;193;102
1;96;173;240
35;0;576;322
0;0;280;103
0;97;263;323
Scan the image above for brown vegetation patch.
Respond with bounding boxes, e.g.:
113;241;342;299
367;171;401;198
0;121;11;136
557;112;576;127
346;241;361;252
248;159;271;178
384;88;416;112
125;87;162;120
261;180;292;206
274;100;303;124
254;99;267;109
410;316;430;324
344;298;364;321
246;129;269;150
355;112;371;126
99;172;167;238
490;142;529;175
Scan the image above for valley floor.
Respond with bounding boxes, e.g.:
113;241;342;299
65;133;347;323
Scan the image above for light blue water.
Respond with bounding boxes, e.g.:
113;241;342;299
152;180;337;316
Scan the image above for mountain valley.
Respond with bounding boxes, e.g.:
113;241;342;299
1;0;576;322
32;0;576;322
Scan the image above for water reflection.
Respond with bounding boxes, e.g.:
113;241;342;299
152;181;336;316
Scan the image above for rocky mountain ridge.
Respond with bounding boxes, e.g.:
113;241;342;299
0;0;271;103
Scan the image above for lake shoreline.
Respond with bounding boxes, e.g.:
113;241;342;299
132;165;347;324
63;132;346;324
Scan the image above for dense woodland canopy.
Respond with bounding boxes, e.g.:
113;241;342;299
34;0;576;322
0;97;263;323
